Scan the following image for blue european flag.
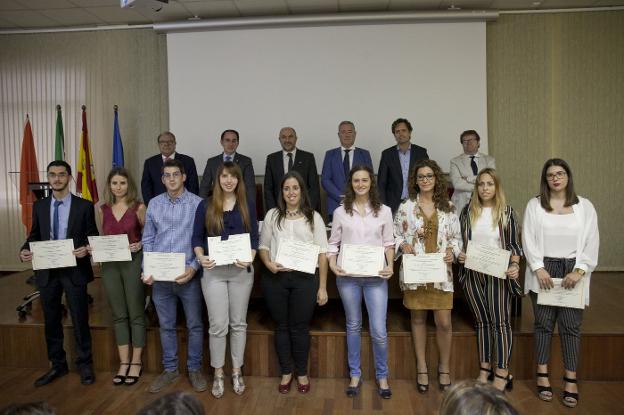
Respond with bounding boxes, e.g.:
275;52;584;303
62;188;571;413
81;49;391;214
112;107;124;168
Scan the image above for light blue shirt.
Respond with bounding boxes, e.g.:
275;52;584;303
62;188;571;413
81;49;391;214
49;193;72;240
142;189;203;270
398;146;411;199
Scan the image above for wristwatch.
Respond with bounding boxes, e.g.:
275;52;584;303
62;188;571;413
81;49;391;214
574;268;586;276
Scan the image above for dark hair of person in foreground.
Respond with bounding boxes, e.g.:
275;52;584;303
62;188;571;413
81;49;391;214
136;391;205;415
0;402;55;415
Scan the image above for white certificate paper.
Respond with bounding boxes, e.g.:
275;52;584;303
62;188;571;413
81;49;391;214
207;233;252;266
340;244;385;277
402;253;447;284
538;279;585;309
30;239;76;270
143;252;185;281
88;234;132;263
275;238;320;275
464;241;511;279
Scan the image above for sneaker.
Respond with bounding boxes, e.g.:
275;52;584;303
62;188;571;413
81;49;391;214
149;369;180;393
189;369;208;393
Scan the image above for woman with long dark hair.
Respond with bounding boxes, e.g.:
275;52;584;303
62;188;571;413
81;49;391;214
394;159;461;393
259;171;328;394
192;161;258;398
328;165;395;399
523;158;599;408
457;168;523;391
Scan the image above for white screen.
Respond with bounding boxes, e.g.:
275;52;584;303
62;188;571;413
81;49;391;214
167;21;487;175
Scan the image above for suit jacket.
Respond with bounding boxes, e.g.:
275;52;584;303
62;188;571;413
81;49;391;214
199;153;256;200
377;143;429;213
321;147;373;216
449;152;496;214
21;194;98;287
263;149;320;214
141;152;199;205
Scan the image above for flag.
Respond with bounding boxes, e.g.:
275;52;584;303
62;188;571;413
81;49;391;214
19;116;40;234
54;105;65;161
77;105;99;203
112;105;124;168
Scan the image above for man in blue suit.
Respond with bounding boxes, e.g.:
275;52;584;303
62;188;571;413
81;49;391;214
321;121;373;221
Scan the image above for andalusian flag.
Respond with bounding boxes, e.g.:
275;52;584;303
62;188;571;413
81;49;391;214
19;115;40;233
54;105;65;161
76;105;99;203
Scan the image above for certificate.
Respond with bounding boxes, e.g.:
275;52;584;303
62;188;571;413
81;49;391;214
143;252;185;281
538;279;585;309
88;235;131;263
340;244;385;277
403;253;447;284
29;239;76;270
275;238;320;274
207;233;252;266
464;241;511;279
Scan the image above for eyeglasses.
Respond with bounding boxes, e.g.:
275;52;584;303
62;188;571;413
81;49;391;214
47;172;68;179
416;174;435;182
546;171;567;181
158;140;175;145
162;172;182;179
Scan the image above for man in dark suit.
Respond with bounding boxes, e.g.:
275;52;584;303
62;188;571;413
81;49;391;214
321;121;373;220
378;118;429;213
264;127;320;214
19;160;99;387
198;129;256;200
141;131;199;205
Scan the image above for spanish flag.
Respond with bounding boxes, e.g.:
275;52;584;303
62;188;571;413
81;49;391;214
76;105;98;203
19;115;40;233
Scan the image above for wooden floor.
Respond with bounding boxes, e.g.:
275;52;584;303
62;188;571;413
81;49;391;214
1;367;623;415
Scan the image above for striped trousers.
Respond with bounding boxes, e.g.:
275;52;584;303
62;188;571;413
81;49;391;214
530;257;583;372
462;272;514;369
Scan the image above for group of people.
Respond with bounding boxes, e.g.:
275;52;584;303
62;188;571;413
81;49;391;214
19;118;599;409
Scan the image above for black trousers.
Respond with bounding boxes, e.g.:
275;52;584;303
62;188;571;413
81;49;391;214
38;270;93;369
261;270;318;376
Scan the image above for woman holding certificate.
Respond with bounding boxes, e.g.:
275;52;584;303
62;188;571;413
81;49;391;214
328;165;395;399
192;161;258;398
258;171;328;394
98;167;146;386
523;159;599;408
456;168;523;392
393;159;461;394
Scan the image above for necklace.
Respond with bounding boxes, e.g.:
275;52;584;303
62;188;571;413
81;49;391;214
286;209;301;217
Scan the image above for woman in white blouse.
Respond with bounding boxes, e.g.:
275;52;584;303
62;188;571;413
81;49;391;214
259;171;328;395
523;158;599;408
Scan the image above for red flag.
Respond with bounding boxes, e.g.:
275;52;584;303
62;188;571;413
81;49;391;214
76;105;98;203
19;116;40;234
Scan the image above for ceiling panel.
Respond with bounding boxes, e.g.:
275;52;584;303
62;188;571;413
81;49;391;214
491;0;542;9
234;0;289;16
39;8;105;25
287;0;339;14
0;9;63;27
0;17;20;28
542;0;601;7
19;0;77;9
133;1;194;21
0;0;29;11
388;0;442;11
69;0;121;6
339;0;390;12
440;0;493;9
85;6;153;24
594;0;624;5
183;1;241;18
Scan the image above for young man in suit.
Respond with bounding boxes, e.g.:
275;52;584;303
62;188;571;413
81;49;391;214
263;127;320;214
321;121;373;221
449;129;496;214
198;129;256;200
377;118;429;213
19;160;99;387
141;131;199;205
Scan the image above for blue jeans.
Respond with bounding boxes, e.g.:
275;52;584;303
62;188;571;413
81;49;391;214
152;277;204;371
336;276;389;380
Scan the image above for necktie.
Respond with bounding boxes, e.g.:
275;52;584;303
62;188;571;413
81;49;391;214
52;200;62;240
225;155;232;162
287;152;293;172
343;149;351;178
470;156;478;176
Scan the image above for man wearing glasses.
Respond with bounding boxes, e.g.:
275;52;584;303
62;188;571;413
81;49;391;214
449;129;496;214
141;159;207;394
141;131;199;205
19;160;99;387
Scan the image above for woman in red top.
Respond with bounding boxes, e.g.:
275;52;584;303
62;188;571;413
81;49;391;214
98;167;146;385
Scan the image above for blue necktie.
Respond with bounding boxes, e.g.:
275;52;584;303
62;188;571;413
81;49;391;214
343;149;351;179
225;155;232;162
52;200;62;240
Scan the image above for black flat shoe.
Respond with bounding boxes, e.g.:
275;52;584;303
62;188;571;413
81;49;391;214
438;369;451;392
80;365;95;385
494;372;513;392
536;372;553;402
345;378;362;397
562;376;579;408
34;366;69;387
125;363;143;386
113;363;130;386
417;372;429;394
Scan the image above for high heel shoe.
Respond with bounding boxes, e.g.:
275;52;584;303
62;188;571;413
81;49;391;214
232;372;245;395
124;363;143;386
494;373;514;392
113;363;130;386
376;380;392;399
346;378;362;397
562;376;579;408
536;372;553;402
438;369;451;392
297;376;311;394
416;372;429;394
278;375;293;394
479;366;494;382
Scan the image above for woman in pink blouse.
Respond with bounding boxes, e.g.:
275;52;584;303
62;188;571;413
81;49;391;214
328;165;395;399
